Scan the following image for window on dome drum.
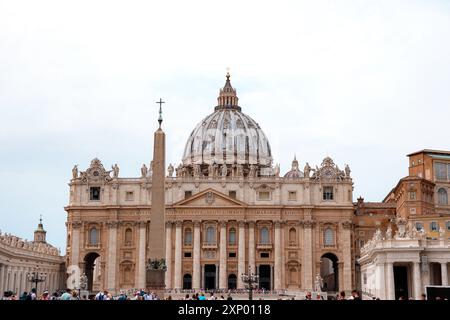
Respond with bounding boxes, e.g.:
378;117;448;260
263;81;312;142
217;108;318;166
90;187;100;201
228;228;236;245
438;188;448;205
324;228;334;246
206;226;216;244
409;191;416;200
184;191;192;199
229;191;237;199
434;162;448;180
89;228;98;246
288;191;297;201
258;191;271;200
125;191;134;201
184;228;192;246
228;252;236;258
430;221;438;231
184;252;192;258
260;227;270;244
323;186;334;201
415;222;424;231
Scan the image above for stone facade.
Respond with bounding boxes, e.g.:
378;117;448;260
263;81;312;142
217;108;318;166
64;76;450;298
0;220;65;295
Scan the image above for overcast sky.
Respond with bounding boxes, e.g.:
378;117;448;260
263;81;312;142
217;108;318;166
1;0;449;251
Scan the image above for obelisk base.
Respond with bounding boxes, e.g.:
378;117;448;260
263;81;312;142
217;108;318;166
146;270;166;298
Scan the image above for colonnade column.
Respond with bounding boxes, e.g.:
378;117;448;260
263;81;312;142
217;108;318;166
192;221;201;290
173;221;183;290
342;221;353;293
274;221;282;290
386;262;395;300
248;222;255;274
237;221;246;289
412;262;422;300
441;262;448;286
71;222;82;269
302;220;314;290
0;264;5;294
219;221;227;290
164;221;173;289
106;221;118;293
137;221;147;289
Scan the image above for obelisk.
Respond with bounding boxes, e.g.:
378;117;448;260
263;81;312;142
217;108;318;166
146;98;166;295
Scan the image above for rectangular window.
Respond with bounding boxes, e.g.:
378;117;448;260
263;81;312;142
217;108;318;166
185;191;192;199
260;252;270;258
228;252;236;258
258;191;270;200
446;221;450;231
415;222;423;231
229;191;237;199
184;252;192;258
430;221;438;231
435;162;447;180
323;186;334;201
288;191;297;201
359;240;365;248
409;191;416;200
90;187;100;201
125;191;134;201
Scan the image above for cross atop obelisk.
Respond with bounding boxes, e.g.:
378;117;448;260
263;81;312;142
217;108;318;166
156;98;165;128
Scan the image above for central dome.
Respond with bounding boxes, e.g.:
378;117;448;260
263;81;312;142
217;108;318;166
182;73;273;168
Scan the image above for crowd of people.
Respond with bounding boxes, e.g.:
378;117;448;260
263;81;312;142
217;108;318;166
0;288;447;300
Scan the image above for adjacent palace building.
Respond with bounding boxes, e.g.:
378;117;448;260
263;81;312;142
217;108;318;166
9;73;447;299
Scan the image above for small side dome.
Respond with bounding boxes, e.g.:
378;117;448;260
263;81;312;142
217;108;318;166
284;156;304;179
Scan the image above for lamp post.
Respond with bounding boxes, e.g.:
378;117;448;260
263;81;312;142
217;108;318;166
27;268;47;297
241;265;259;300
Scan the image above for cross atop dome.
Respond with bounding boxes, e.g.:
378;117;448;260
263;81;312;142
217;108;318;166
216;70;240;111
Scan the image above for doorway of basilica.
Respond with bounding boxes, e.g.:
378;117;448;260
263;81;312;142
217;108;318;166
204;265;216;290
258;265;271;290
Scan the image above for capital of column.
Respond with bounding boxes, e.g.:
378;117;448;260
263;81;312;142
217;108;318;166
71;221;82;229
138;221;147;228
238;220;246;228
165;221;174;228
106;221;119;229
193;220;201;227
301;220;316;229
219;220;228;227
341;220;353;229
175;220;183;228
247;221;256;228
274;220;284;228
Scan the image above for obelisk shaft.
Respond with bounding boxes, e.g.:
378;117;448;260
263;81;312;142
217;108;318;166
149;128;166;259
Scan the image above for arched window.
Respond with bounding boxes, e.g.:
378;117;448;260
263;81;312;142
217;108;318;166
184;228;192;246
289;228;297;245
206;226;216;244
228;228;236;245
89;228;98;245
324;228;334;246
260;227;270;244
125;228;133;246
438;188;448;205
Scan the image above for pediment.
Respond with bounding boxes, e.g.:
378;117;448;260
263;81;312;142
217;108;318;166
173;188;246;207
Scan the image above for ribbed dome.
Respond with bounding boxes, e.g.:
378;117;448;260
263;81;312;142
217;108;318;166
182;73;273;167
